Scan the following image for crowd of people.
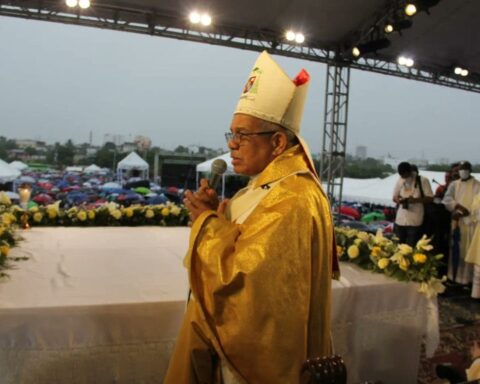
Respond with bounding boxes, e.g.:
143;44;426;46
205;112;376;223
391;160;480;300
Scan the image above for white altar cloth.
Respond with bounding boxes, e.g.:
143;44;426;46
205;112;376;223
0;227;438;384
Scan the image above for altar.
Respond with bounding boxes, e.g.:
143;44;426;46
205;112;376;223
0;227;438;384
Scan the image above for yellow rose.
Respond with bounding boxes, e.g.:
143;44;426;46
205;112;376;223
0;192;11;205
29;206;39;213
111;210;122;220
125;208;134;218
399;258;410;271
33;212;43;223
336;245;344;257
77;211;87;221
0;245;9;257
378;258;390;269
413;253;427;264
170;205;181;216
347;245;360;259
354;238;363;246
87;210;96;220
161;207;170;217
145;209;154;219
47;208;57;219
1;214;11;225
371;246;382;258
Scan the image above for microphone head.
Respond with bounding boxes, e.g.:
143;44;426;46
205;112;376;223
211;159;227;175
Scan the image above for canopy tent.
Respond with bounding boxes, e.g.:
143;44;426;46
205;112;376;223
65;166;84;173
9;160;28;171
195;153;235;198
339;171;480;206
116;152;149;182
83;164;102;174
0;159;21;184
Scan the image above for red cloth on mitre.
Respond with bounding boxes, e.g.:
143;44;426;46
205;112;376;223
293;69;310;86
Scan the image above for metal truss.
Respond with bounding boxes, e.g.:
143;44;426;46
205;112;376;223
1;1;480;93
320;64;350;210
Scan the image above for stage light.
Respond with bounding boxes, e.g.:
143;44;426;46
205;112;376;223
295;33;305;44
398;56;414;67
352;38;390;57
286;31;296;41
461;69;469;77
384;24;394;33
189;11;201;24
65;0;78;7
454;67;462;75
405;3;417;16
78;0;90;9
200;13;212;26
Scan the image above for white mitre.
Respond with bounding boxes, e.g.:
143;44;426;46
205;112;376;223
234;50;310;136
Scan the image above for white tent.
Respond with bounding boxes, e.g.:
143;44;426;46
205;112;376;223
9;160;28;171
195;153;236;198
339;170;480;206
0;159;21;183
116;152;149;181
65;166;84;173
84;164;102;174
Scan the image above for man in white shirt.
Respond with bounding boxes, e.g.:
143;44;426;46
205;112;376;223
393;162;433;247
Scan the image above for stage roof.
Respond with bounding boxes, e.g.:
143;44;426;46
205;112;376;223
1;0;479;92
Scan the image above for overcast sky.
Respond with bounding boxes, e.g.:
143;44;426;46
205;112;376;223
1;16;479;163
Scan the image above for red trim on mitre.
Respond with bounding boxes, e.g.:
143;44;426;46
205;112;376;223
293;69;310;86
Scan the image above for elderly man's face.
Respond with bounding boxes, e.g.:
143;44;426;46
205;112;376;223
227;114;278;176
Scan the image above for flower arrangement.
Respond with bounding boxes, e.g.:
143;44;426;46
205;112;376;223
10;201;189;227
335;227;446;297
0;201;28;278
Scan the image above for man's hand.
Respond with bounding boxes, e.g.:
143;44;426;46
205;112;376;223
455;203;470;216
183;178;220;224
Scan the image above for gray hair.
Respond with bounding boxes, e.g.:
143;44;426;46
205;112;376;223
260;120;299;147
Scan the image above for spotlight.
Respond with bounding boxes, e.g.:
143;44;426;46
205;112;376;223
78;0;90;9
461;69;469;77
384;24;394;33
398;56;414;67
405;3;417;16
352;38;390;57
389;19;413;33
295;33;305;44
454;67;462;75
200;13;212;26
285;30;296;41
189;11;201;24
65;0;78;7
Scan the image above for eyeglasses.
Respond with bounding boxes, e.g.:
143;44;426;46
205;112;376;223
225;131;277;143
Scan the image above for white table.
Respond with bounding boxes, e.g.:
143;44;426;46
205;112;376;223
0;227;438;384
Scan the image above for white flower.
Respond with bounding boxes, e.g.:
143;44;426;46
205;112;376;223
397;243;413;255
416;235;434;251
418;276;447;298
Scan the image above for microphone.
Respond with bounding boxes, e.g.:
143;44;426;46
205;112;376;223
209;159;227;189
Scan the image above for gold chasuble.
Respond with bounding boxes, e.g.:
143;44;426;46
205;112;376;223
164;145;334;384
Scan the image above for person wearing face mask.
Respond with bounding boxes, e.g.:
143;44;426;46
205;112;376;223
443;161;480;297
392;162;433;247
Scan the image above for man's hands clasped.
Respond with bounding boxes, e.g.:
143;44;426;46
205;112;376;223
183;179;229;225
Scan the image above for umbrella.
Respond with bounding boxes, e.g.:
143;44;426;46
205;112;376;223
27;201;38;209
37;181;54;190
134;187;151;195
361;211;386;224
66;192;89;205
5;191;20;200
338;206;361;220
146;194;169;205
33;193;54;205
101;182;122;189
18;175;36;184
